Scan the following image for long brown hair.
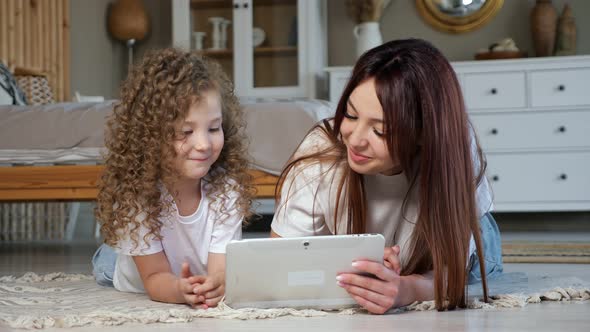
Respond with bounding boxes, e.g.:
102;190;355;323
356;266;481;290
96;48;254;250
276;39;489;310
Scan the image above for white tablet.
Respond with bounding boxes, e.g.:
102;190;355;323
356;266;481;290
224;234;385;309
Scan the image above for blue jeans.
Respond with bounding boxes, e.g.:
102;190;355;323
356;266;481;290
468;212;503;284
91;243;117;287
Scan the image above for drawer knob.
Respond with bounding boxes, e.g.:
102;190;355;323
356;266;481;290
491;175;500;182
558;126;567;133
559;173;568;180
234;3;239;8
490;88;498;95
558;84;566;91
490;128;498;135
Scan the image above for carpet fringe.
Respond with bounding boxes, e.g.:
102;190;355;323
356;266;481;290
0;273;589;329
0;272;94;283
405;286;590;311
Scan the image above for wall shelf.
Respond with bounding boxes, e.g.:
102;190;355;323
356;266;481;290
190;0;232;10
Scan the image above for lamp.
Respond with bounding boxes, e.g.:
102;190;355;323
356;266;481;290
107;0;150;70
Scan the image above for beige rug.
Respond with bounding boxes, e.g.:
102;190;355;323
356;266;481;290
0;272;588;329
502;242;590;263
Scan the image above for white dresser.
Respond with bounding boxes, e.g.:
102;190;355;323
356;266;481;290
325;55;590;212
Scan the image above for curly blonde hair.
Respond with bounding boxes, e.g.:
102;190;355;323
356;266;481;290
96;48;254;249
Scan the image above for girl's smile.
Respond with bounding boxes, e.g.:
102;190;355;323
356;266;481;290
173;89;224;183
188;156;210;162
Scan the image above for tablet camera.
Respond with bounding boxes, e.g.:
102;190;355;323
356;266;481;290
303;241;310;249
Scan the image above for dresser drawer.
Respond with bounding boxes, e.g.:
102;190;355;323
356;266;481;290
486;152;590;203
463;72;526;110
471;111;590;151
530;68;590;107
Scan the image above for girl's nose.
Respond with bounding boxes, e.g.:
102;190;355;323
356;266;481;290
190;132;211;152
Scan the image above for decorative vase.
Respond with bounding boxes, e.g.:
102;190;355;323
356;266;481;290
220;19;232;50
208;17;225;50
192;31;206;51
554;4;576;56
353;22;382;58
530;0;557;57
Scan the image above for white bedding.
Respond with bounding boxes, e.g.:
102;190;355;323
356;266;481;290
0;99;335;173
0;147;103;165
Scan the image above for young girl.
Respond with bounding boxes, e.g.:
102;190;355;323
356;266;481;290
91;48;253;309
271;39;502;313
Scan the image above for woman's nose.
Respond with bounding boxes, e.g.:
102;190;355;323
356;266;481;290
348;124;368;147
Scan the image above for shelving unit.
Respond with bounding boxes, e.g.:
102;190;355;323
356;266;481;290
172;0;326;98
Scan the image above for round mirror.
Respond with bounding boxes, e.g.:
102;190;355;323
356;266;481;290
416;0;504;33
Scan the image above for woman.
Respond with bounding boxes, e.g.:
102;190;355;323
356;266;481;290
271;39;502;313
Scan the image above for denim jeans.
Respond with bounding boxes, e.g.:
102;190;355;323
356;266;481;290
91;243;117;287
468;212;504;284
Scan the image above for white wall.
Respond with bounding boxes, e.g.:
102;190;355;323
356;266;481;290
69;0;171;100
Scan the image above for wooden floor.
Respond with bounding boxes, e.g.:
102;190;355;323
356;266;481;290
1;240;589;332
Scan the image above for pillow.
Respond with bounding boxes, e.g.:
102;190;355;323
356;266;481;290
15;74;55;105
0;62;27;105
242;99;335;175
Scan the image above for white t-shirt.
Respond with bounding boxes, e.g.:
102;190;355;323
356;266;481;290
271;125;493;268
112;181;243;293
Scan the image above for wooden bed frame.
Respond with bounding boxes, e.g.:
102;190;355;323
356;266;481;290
0;165;278;201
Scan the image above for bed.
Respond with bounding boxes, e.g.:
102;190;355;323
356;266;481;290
0;99;334;203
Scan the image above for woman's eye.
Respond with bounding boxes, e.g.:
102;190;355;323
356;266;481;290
343;110;358;119
183;130;193;135
209;127;221;132
373;128;384;137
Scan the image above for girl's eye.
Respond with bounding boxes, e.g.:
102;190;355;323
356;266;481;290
343;110;358;119
209;127;221;133
174;129;192;140
373;128;384;137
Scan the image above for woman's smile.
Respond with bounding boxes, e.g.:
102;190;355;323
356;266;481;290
348;148;371;163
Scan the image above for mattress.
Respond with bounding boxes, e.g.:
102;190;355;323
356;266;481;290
0;99;335;173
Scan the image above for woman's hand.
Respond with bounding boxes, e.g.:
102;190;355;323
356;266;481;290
336;245;402;314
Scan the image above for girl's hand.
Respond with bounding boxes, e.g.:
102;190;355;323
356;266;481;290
193;273;225;309
337;259;401;314
178;262;207;307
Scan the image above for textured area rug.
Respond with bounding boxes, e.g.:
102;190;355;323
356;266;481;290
502;242;590;263
0;272;589;329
